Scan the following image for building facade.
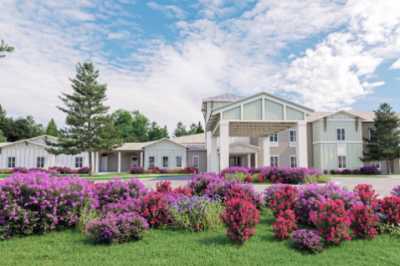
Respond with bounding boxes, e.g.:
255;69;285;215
0;92;397;174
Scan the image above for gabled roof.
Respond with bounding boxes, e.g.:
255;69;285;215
172;133;205;144
212;92;315;113
306;111;375;122
0;135;57;149
203;93;243;103
143;138;187;149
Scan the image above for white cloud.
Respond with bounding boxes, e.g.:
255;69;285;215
147;2;186;19
391;59;400;69
1;0;400;132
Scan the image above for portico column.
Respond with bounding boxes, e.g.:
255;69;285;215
140;151;144;168
262;137;271;166
91;152;95;173
247;154;251;168
297;121;308;167
95;152;100;173
206;131;218;172
117;151;122;173
219;120;230;171
254;152;258;168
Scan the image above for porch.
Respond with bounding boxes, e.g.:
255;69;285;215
96;150;144;173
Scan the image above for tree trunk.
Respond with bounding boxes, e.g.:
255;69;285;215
88;151;92;176
386;160;391;175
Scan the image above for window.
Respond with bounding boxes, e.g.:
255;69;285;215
7;157;15;168
36;157;45;168
176;156;182;168
75;157;83;168
337;128;346;141
162;156;169;168
193;155;200;169
149;156;155;168
270;156;279;167
270;133;278;145
289;129;296;143
338;156;347;169
290;156;297;168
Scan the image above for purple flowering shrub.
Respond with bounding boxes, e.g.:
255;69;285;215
91;178;148;210
188;173;223;196
259;167;320;184
291;229;323;253
391;186;400;197
0;171;91;239
85;212;148;244
170;196;223;232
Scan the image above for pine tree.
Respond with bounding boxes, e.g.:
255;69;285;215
48;62;121;174
174;122;187;137
46;119;59;137
0;40;14;58
363;103;400;174
196;121;204;133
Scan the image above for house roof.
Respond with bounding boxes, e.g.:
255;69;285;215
115;141;157;151
306;111;376;123
0;135;57;149
172;133;205;144
203;93;243;103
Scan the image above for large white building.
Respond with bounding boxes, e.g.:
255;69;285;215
0;92;396;174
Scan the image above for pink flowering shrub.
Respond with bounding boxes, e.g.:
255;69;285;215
264;185;298;216
223;182;262;208
140;192;172;228
353;184;377;206
156;180;172;193
349;204;378;239
188;173;223;196
221;198;260;244
272;209;297;240
376;196;400;225
85;212;148;244
0;172;91;239
310;199;351;245
391;186;400;197
259;167;320;184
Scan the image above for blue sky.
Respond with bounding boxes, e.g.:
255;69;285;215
0;0;400;130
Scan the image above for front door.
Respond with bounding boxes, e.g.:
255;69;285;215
132;156;139;167
229;156;242;167
100;155;108;172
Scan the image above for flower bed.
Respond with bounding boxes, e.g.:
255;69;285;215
328;165;381;175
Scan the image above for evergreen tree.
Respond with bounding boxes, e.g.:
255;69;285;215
174;122;187;137
0;40;14;58
131;111;149;142
46;119;59;137
0;129;6;142
363;103;400;174
48;62;121;174
195;121;204;133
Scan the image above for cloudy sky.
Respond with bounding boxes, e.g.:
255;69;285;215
0;0;400;131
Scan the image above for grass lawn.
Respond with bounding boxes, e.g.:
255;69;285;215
2;212;400;266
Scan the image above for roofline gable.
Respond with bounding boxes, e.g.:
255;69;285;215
143;138;187;149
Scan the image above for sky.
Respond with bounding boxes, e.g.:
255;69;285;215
0;0;400;131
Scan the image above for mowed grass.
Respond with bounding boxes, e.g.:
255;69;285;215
2;212;400;266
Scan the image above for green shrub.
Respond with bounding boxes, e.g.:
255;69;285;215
170;196;224;232
304;175;330;184
78;202;99;234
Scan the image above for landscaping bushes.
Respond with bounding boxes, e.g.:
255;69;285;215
272;209;297;240
349;204;379;239
140;192;173;228
85;212;149;244
170;196;223;232
221;198;260;244
329;165;381;175
264;185;298;216
291;229;323;253
0;171;91;239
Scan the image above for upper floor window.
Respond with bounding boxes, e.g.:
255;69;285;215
36;157;45;168
289;129;296;143
149;156;155;168
338;156;347;169
270;156;279;167
337;128;346;141
7;157;15;168
162;156;169;168
290;156;297;168
75;157;83;168
176;156;182;168
270;133;278;143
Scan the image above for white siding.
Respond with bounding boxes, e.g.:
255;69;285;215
144;140;187;169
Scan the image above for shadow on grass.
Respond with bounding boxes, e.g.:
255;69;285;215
198;234;232;246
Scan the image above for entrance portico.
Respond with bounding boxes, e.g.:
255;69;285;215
204;92;313;172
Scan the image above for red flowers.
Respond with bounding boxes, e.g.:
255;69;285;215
140;192;172;228
221;198;260;244
350;204;378;239
377;196;400;225
272;209;297;240
156;181;172;193
353;184;377;206
264;185;298;216
310;199;351;245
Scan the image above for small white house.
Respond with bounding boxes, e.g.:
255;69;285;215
0;136;89;170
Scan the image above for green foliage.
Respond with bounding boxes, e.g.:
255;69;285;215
174;121;204;137
0;129;6;142
304;175;330;184
363;103;400;173
48;62;121;173
77;202;99;234
379;223;400;238
111;110;168;142
170;199;224;232
46;119;59;137
0;40;14;58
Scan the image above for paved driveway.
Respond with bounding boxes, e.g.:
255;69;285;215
140;175;400;196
